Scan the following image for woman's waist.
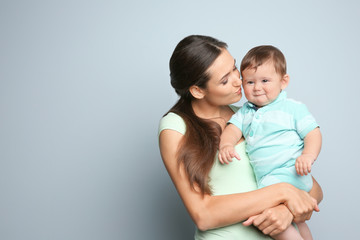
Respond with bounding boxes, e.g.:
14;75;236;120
195;223;272;240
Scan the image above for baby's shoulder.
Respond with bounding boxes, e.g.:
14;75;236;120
281;98;307;110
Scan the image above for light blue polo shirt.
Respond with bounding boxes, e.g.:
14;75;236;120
229;91;318;191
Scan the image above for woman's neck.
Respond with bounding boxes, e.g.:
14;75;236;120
192;100;223;119
191;100;233;127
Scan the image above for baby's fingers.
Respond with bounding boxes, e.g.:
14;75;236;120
225;152;233;164
223;149;234;164
219;153;228;164
301;162;312;175
233;152;241;160
218;153;224;164
306;162;312;174
219;151;230;164
295;161;303;176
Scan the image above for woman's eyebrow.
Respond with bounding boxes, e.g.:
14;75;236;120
219;72;230;82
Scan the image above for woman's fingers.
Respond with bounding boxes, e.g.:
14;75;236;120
244;206;293;236
284;186;319;223
242;215;257;226
292;197;318;222
251;214;267;230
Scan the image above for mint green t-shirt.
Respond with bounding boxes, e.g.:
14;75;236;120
158;107;272;240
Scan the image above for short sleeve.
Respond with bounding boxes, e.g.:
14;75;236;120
294;103;319;139
228;105;244;131
158;112;186;136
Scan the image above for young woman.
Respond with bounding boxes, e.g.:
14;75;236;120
158;35;322;239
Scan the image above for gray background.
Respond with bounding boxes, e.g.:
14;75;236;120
1;0;359;239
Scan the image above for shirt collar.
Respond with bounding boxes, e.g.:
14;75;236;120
247;91;287;110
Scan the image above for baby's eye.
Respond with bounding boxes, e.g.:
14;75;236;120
247;81;254;85
262;79;269;83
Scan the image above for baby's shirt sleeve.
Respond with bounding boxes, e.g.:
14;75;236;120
228;107;244;132
294;103;319;139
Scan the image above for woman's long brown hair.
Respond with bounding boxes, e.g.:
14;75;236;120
166;35;227;195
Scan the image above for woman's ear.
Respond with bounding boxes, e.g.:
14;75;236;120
281;74;290;90
189;85;205;99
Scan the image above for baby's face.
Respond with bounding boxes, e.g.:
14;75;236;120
241;60;288;107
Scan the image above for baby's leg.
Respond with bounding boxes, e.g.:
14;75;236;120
297;222;313;240
272;224;303;240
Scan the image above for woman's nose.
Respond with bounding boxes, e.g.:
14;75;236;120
233;72;242;86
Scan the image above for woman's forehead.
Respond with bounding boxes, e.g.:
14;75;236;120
207;50;235;81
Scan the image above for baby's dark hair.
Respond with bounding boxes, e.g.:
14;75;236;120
240;45;287;76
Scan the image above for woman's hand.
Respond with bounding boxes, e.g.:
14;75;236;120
242;204;293;236
282;184;319;223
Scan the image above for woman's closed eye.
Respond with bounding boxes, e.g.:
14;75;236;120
221;63;238;85
221;78;228;85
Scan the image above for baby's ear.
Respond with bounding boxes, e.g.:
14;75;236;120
189;85;205;99
281;74;290;90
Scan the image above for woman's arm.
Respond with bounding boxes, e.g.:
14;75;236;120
309;176;323;204
245;177;323;235
159;129;318;231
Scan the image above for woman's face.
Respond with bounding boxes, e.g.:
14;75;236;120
202;49;242;106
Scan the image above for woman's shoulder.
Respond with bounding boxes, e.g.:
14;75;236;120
159;105;239;136
158;112;186;136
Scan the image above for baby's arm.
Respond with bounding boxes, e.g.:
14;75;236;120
296;127;322;176
218;123;243;164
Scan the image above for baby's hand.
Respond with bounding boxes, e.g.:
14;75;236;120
218;144;240;164
295;153;316;176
